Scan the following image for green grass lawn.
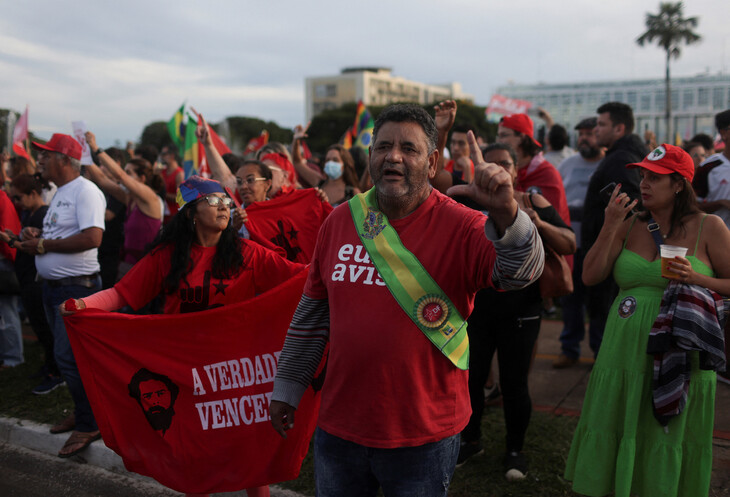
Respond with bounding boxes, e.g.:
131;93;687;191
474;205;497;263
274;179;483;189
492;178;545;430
276;407;579;497
0;342;74;425
3;341;579;496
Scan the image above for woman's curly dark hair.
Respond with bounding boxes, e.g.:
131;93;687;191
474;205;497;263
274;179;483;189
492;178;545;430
149;197;244;294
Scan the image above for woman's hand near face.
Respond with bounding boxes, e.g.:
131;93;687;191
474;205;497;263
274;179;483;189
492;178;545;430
605;183;638;230
232;207;247;231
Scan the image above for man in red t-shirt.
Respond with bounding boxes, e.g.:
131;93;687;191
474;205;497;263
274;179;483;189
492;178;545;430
270;104;544;496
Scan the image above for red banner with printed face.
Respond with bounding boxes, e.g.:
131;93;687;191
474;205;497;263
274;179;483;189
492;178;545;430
64;271;319;494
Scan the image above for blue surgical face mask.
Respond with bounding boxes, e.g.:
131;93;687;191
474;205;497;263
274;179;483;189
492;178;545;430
324;160;343;180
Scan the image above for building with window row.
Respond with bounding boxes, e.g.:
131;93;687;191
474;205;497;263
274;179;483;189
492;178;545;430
497;73;730;141
305;67;473;121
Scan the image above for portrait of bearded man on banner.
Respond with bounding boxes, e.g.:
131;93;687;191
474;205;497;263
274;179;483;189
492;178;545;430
128;368;180;435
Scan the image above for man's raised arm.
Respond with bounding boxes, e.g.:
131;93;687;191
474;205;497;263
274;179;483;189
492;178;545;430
431;100;456;193
448;131;544;290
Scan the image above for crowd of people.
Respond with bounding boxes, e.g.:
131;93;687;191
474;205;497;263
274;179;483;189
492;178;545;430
0;101;728;497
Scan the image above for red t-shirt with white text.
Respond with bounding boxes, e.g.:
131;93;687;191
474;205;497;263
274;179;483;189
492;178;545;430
306;189;496;448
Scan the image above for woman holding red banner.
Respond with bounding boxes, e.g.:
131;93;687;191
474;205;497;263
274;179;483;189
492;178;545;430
62;176;304;497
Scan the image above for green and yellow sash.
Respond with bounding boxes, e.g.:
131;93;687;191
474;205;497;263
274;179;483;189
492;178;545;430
348;189;469;369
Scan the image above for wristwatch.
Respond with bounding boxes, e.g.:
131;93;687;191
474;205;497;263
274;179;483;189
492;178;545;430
37;238;46;254
93;148;104;158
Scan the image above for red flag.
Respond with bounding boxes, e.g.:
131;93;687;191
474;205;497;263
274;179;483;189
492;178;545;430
12;142;30;159
208;124;231;156
245;131;269;155
245;189;333;263
189;111;232;178
300;140;312;160
64;271;320;494
13;106;28;143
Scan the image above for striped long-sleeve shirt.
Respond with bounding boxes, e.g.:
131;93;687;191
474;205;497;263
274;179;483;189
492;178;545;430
272;200;544;407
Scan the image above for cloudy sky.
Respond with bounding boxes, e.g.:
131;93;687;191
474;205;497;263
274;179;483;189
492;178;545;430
1;0;727;147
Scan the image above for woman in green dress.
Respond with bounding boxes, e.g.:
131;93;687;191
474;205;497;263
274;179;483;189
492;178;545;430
564;144;730;497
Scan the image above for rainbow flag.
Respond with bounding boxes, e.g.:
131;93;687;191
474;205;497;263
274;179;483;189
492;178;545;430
183;113;200;178
339;127;353;149
167;103;186;153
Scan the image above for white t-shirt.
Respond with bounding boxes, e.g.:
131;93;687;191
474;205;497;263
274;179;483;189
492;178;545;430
35;175;106;279
701;153;730;229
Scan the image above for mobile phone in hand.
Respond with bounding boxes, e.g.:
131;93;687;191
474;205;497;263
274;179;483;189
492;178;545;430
600;182;618;204
600;182;638;215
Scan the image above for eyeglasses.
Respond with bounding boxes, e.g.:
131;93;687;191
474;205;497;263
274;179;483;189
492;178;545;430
236;176;268;186
202;195;233;208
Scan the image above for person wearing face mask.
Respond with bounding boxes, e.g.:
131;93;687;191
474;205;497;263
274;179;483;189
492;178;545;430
318;145;361;206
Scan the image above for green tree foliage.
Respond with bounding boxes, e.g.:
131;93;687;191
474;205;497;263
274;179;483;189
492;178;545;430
139;115;293;155
636;2;701;142
307;100;496;156
139;121;174;151
222;117;292;153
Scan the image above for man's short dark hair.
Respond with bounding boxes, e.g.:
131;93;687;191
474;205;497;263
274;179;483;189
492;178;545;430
128;368;179;404
372;104;438;154
597;102;635;134
715;109;730;131
134;145;159;166
548;124;569;151
482;143;517;166
690;133;714;151
575;117;597;130
451;125;470;135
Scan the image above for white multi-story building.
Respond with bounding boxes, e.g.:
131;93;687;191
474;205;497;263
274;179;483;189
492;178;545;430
497;73;730;141
305;67;473;121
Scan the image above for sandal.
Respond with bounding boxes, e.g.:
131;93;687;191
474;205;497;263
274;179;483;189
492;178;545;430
50;413;75;434
58;430;101;458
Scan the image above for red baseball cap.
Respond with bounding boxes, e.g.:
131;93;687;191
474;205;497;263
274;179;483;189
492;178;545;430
500;114;541;148
31;133;83;161
626;143;694;181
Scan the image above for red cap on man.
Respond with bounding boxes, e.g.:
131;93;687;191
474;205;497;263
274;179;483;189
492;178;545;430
626;144;694;182
500;114;541;148
31;134;83;161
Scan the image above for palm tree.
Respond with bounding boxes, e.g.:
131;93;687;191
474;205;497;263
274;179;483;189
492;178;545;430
636;2;700;143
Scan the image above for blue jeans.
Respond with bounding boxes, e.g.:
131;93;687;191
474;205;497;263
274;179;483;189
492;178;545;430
43;278;101;432
314;428;459;497
0;293;23;367
559;249;608;360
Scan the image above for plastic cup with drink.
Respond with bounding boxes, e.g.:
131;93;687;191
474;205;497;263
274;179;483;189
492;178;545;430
659;244;688;279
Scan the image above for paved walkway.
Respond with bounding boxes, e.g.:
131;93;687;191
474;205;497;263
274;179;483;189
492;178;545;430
531;319;730;488
8;319;730;493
